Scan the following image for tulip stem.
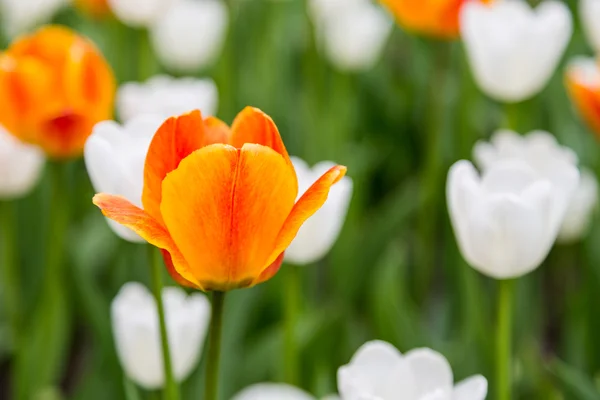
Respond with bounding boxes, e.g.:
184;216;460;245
0;200;20;344
205;291;226;400
148;246;180;400
496;279;514;400
284;265;300;385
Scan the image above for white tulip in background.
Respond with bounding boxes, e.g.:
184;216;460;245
474;130;595;242
84;116;164;242
117;75;218;123
150;0;228;73
107;0;177;27
460;0;572;102
567;56;600;89
580;0;600;53
338;340;487;400
558;168;598;243
0;0;66;37
0;126;45;199
232;383;316;400
285;157;353;265
111;282;210;389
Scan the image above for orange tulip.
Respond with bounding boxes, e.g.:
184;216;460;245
380;0;491;39
93;107;347;291
566;57;600;138
0;26;115;159
74;0;112;18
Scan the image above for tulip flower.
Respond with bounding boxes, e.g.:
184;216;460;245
318;1;392;72
117;75;218;123
580;0;600;53
0;126;45;199
111;282;210;389
447;159;578;279
107;0;176;27
380;0;490;39
558;168;598;243
84;116;164;242
0;26;116;159
151;0;228;73
93;107;347;291
565;57;600;137
338;340;488;400
0;0;66;37
73;0;111;17
233;383;315;400
285;157;353;265
460;0;572;102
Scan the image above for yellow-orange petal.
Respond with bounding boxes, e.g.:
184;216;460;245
160;249;197;288
265;165;347;266
204;116;231;144
160;143;297;290
252;252;285;286
142;111;207;224
93;194;200;288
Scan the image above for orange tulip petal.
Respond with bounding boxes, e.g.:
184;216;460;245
566;75;600;137
93;193;200;288
204;116;231;144
142;110;207;224
265;165;348;267
252;252;285;286
160;249;198;288
160;143;297;290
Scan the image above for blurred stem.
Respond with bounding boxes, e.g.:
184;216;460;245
504;102;520;131
205;291;226;400
284;265;300;385
138;29;154;82
0;200;20;344
148;246;179;400
496;279;515;400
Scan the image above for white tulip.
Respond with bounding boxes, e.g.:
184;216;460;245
567;56;600;89
84;116;164;242
338;340;488;400
558;168;598;243
107;0;178;27
447;159;578;279
285;157;353;265
460;0;572;102
473;130;582;237
232;383;315;400
319;2;392;72
308;0;365;23
0;126;45;199
150;0;228;73
0;0;66;37
117;75;219;123
111;282;210;389
580;0;600;53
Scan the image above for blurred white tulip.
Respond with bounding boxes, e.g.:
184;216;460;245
580;0;600;53
111;282;210;389
150;0;228;73
0;0;66;37
117;75;219;123
447;159;578;279
460;0;572;102
107;0;177;27
308;0;364;22
285;157;353;265
0;126;45;199
319;2;392;72
232;383;315;400
84;116;164;242
558;168;598;243
338;340;488;400
474;130;590;241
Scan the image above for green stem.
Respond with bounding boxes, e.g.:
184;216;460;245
496;279;514;400
284;265;300;384
138;28;154;81
504;102;520;132
148;246;179;400
0;200;20;345
205;291;226;400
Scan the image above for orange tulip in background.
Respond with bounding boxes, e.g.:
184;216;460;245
566;59;600;138
74;0;112;18
380;0;491;39
0;26;115;159
94;107;347;291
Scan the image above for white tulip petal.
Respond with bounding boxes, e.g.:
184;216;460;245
403;348;453;399
0;126;45;199
117;75;218;123
452;375;488;400
0;0;66;37
580;0;600;53
151;0;228;73
232;383;315;400
566;56;600;88
107;0;177;27
460;0;572;102
558;168;598;242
